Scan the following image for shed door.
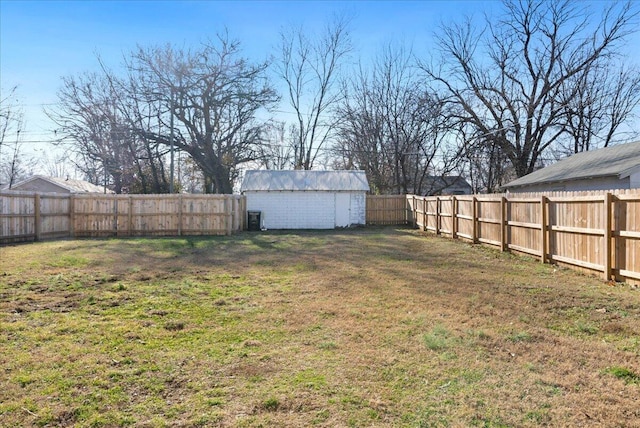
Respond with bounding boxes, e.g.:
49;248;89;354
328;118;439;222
334;193;351;227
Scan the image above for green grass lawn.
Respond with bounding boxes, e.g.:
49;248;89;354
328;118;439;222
1;227;639;427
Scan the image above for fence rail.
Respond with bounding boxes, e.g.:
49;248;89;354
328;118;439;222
0;192;245;244
404;190;640;284
3;190;639;284
366;195;409;225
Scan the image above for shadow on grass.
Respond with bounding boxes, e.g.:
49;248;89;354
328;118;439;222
77;227;418;272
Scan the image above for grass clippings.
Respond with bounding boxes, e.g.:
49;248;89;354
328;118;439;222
1;227;639;427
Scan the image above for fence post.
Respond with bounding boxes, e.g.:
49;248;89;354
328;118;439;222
233;196;240;232
412;195;417;228
452;196;458;239
500;196;507;252
612;193;621;282
34;193;41;241
225;195;232;236
603;192;612;281
472;196;478;244
435;197;440;235
178;194;183;236
231;196;236;232
112;195;118;237
540;195;547;264
69;194;75;238
128;196;133;236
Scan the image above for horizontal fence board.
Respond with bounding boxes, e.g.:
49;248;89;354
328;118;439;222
1;192;244;243
478;237;501;246
550;254;604;272
366;195;409;225
508;221;541;230
617;231;640;239
619;269;640;280
550;225;605;236
508;243;542;257
3;189;639;284
395;189;640;284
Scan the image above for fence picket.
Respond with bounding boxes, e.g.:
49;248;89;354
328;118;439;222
365;192;640;284
2;190;639;284
0;192;245;243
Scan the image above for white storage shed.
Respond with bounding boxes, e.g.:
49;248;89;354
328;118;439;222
240;170;370;230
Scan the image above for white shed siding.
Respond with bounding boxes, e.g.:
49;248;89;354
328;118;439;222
241;170;369;230
245;191;365;229
349;192;366;225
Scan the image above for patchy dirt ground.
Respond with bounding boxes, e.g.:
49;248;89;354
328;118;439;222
1;227;639;427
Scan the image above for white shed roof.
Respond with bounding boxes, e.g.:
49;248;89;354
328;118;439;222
241;170;370;192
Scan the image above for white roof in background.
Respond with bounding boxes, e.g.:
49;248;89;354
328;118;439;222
241;170;370;192
503;141;640;189
6;175;111;193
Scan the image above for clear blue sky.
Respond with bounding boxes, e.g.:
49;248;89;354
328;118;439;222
1;0;637;149
1;0;495;145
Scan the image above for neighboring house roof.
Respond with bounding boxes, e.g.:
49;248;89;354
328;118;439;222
423;175;472;195
503;141;640;190
241;170;370;192
4;175;111;193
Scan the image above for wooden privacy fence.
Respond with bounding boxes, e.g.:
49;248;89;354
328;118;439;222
366;195;409;225
3;190;638;283
406;190;640;284
0;192;245;244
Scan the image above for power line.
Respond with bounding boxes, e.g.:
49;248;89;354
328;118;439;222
2;140;72;145
5;101;303;116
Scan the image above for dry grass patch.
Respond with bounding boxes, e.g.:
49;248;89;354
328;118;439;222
1;228;639;427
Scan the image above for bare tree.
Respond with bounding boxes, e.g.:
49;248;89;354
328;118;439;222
48;72;144;193
336;45;459;194
422;0;638;182
104;63;175;193
463;132;513;193
129;35;279;193
40;150;76;179
48;35;277;194
256;121;294;170
558;62;640;155
0;86;20;152
0;86;33;187
278;16;351;170
0;129;34;189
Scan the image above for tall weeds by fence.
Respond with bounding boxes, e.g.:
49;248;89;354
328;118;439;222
0;192;245;244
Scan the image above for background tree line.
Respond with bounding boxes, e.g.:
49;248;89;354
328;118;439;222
2;0;639;194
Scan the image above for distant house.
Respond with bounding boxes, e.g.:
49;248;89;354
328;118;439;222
240;170;370;230
502;141;640;193
423;176;473;196
2;175;112;194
